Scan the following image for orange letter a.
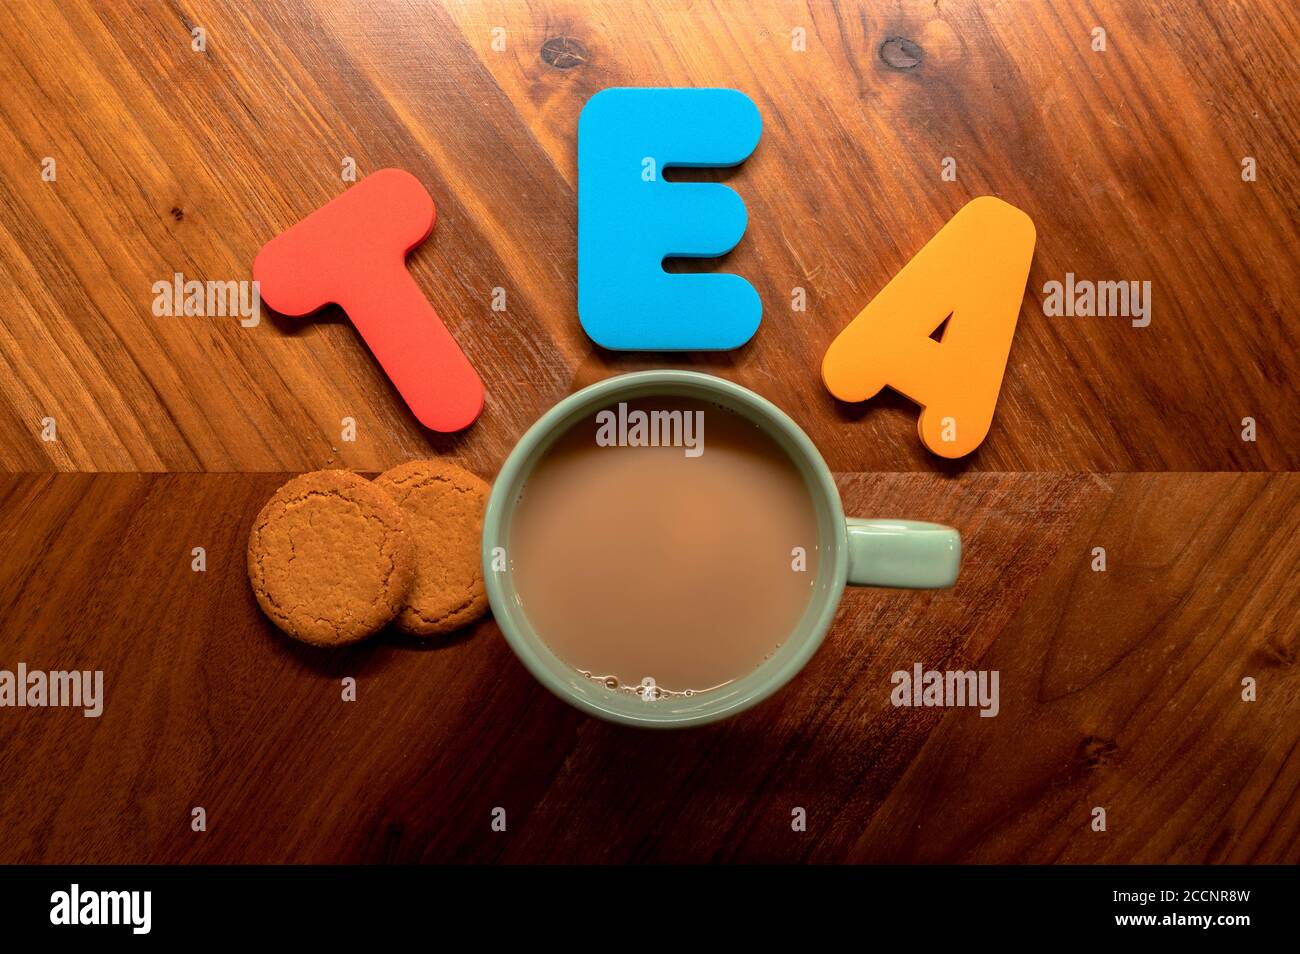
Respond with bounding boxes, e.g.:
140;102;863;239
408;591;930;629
821;196;1036;458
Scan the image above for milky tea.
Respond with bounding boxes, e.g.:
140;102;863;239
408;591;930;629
509;397;820;698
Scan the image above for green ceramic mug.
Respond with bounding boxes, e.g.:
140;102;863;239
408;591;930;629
482;370;960;728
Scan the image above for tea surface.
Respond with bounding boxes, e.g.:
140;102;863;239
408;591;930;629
509;398;820;696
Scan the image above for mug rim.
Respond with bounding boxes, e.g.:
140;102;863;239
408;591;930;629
482;370;848;728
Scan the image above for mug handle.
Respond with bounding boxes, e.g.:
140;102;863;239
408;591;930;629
845;519;961;589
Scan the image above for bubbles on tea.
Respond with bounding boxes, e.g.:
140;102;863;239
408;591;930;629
578;670;725;700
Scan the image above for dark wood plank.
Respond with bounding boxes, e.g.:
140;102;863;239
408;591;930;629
0;472;1294;863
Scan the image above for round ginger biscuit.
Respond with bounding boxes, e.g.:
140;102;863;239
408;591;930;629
373;460;490;636
247;470;415;646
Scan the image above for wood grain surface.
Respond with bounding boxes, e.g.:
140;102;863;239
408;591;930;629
0;0;1297;866
0;472;1295;863
0;0;1295;472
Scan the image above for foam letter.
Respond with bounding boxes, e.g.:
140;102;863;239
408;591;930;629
578;88;762;350
821;196;1035;458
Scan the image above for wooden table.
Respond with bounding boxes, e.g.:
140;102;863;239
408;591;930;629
0;0;1296;863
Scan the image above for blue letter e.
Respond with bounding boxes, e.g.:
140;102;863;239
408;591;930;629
578;88;762;350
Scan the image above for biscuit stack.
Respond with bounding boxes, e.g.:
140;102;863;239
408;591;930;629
246;462;490;646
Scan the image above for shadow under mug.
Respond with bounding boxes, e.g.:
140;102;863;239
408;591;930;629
482;370;961;728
